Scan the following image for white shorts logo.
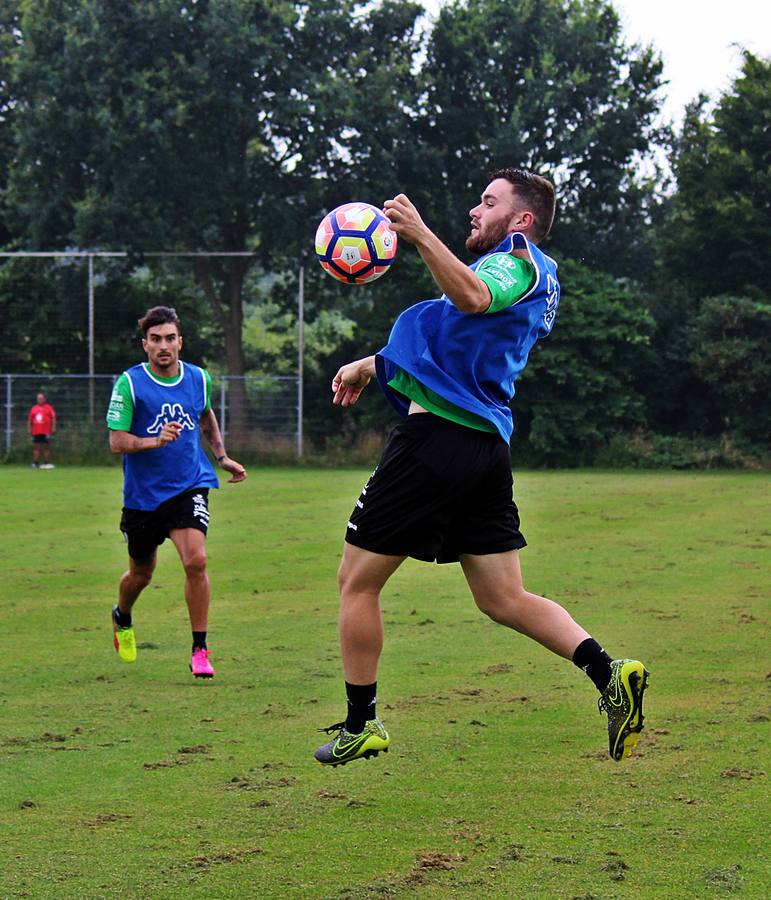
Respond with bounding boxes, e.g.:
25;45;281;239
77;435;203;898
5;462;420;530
192;493;210;525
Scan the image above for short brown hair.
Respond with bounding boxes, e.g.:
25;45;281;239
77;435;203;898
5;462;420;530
489;167;556;243
138;306;181;337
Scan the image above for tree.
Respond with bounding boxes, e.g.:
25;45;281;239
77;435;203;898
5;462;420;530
417;0;667;277
512;258;654;465
1;0;687;461
663;51;771;298
648;52;770;446
0;1;22;248
689;295;771;444
6;0;425;436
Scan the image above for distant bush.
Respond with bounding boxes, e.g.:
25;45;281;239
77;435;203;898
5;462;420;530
5;428;767;471
594;431;769;470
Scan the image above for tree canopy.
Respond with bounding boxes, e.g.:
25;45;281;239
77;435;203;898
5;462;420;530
0;1;767;465
663;51;770;299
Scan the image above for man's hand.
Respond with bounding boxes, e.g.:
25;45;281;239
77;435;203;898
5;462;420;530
332;355;376;407
384;192;491;314
157;421;183;447
218;456;247;484
382;194;431;246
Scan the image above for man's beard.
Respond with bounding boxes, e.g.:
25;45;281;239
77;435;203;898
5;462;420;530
465;219;512;256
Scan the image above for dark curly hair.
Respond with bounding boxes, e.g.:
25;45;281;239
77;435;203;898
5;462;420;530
489;167;556;243
138;306;181;337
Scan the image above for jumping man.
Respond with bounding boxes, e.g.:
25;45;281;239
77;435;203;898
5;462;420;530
314;169;649;766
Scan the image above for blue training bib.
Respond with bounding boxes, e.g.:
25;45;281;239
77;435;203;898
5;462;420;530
376;233;560;443
120;361;218;510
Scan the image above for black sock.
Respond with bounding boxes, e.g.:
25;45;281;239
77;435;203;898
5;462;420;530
573;638;613;693
344;681;377;734
114;605;132;628
192;631;207;652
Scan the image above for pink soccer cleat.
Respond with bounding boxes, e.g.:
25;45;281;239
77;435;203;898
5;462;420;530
190;648;215;679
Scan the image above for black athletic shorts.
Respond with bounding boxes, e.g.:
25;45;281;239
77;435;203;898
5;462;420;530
32;434;50;444
345;413;526;564
120;488;210;561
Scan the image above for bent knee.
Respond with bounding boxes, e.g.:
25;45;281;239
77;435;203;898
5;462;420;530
130;568;154;590
338;562;362;597
183;551;208;577
337;561;382;600
476;599;505;623
473;589;528;623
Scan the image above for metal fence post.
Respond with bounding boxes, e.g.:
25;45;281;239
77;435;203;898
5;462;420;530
88;254;95;421
297;260;304;458
4;375;11;456
220;378;226;441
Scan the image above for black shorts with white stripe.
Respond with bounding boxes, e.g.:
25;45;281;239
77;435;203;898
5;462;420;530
345;413;526;564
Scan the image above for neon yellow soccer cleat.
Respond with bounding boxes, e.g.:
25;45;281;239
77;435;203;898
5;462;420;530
599;659;649;760
111;605;137;663
314;719;390;767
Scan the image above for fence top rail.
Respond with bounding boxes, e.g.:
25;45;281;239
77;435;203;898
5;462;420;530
0;251;256;258
2;372;299;382
1;373;117;379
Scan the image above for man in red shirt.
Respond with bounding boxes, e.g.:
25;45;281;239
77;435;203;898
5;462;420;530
28;392;57;468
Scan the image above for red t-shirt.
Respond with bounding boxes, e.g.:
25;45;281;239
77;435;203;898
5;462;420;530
28;403;56;436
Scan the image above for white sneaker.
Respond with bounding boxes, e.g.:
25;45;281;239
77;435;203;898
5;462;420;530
40;463;55;469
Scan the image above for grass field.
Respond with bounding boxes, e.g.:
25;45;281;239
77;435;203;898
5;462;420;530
1;465;769;899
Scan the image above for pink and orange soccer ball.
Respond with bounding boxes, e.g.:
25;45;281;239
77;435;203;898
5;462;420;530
315;202;398;284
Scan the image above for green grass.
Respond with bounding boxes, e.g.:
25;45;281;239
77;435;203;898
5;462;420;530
1;466;769;899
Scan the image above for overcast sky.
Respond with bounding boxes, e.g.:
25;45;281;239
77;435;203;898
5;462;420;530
420;0;771;123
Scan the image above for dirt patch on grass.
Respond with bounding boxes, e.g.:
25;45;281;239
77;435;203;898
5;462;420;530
703;864;744;892
192;847;262;869
144;758;192;770
721;767;765;780
480;663;513;675
80;813;132;827
412;851;466;871
144;745;213;769
227;774;297;791
0;732;66;747
601;858;629;881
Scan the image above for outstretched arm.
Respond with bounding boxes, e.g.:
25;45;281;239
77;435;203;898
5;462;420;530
383;194;491;314
332;355;376;407
200;408;247;483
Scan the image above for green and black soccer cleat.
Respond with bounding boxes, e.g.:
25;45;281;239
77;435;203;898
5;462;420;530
598;659;649;760
111;604;137;663
314;718;390;767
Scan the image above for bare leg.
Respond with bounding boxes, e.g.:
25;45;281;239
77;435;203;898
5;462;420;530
460;550;590;660
169;528;210;632
118;552;157;615
337;543;405;683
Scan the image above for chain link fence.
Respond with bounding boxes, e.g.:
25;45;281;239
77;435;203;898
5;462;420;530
2;372;301;462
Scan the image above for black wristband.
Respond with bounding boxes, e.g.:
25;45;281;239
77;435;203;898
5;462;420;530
216;454;227;462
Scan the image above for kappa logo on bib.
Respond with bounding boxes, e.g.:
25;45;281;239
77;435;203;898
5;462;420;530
147;402;196;434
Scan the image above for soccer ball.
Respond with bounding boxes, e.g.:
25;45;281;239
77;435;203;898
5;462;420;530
314;202;398;284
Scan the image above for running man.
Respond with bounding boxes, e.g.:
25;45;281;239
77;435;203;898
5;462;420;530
315;168;649;766
106;305;246;677
28;392;57;468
